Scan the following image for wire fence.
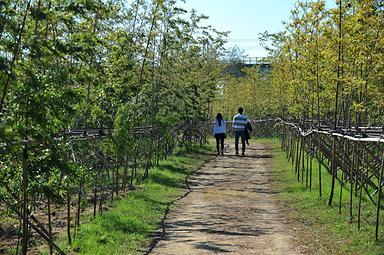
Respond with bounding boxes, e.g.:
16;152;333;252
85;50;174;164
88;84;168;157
0;119;211;254
279;121;384;240
1;118;383;253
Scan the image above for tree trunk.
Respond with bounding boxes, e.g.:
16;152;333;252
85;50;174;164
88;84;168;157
22;145;29;255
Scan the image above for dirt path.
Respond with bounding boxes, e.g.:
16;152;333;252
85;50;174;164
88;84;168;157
149;141;301;255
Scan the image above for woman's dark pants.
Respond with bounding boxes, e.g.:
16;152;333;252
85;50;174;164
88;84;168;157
215;133;225;155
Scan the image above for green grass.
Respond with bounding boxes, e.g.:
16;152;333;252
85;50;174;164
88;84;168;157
41;144;214;255
22;137;384;254
0;195;20;255
268;139;384;255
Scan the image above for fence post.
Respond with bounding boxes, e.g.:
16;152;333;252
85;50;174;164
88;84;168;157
22;145;28;255
375;145;384;240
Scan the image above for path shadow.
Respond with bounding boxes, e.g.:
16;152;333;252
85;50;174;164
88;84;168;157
220;154;273;159
245;154;273;159
226;186;281;195
166;218;267;238
246;147;274;151
150;172;183;188
201;227;266;237
194;242;231;253
160;164;189;174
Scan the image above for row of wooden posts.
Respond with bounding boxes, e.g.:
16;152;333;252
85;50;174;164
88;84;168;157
279;121;384;240
0;120;209;255
2;118;383;253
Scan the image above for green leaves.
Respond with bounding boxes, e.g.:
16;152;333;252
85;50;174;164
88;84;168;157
0;1;226;250
243;0;384;126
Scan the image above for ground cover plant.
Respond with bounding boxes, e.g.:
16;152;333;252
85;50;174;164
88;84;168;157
35;144;214;255
269;139;384;255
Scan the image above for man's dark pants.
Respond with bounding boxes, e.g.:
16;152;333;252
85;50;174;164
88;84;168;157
235;130;246;154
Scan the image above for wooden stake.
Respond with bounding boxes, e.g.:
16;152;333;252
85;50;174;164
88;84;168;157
375;145;384;240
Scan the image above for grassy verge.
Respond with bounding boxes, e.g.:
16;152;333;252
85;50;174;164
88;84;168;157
268;139;384;255
41;144;214;255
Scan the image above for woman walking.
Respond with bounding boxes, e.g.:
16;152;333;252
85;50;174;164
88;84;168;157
213;113;226;156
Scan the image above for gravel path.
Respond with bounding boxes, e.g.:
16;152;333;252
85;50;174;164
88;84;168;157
149;141;301;255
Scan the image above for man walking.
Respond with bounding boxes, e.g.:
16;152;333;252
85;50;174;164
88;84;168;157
232;107;247;156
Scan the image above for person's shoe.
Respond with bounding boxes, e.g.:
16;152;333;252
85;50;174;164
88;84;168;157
241;152;245;156
235;152;239;156
221;151;224;155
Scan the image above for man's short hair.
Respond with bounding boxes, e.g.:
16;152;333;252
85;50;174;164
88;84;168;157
238;107;243;114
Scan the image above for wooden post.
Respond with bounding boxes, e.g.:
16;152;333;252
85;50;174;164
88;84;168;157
358;144;366;230
302;137;305;185
297;137;302;181
67;185;72;244
318;134;322;197
306;139;309;188
22;145;29;255
289;133;293;162
339;139;348;214
93;161;98;219
375;145;384;240
99;160;105;214
115;158;119;196
295;134;300;174
355;143;360;197
328;136;337;206
310;134;313;190
111;158;115;200
349;142;356;223
48;197;53;255
76;176;83;235
291;131;296;166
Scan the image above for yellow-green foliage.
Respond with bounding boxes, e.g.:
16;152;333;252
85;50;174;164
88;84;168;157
269;0;383;124
213;66;280;119
215;0;384;125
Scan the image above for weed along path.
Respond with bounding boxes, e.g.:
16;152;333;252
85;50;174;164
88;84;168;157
149;141;301;255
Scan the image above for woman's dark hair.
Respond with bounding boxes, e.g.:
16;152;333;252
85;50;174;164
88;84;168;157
216;113;223;126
